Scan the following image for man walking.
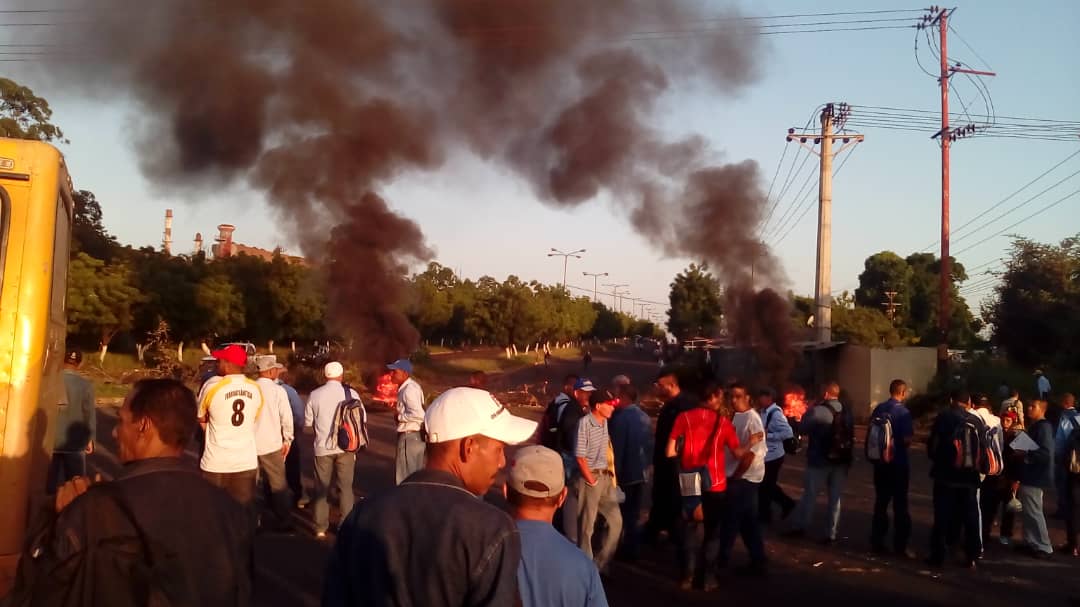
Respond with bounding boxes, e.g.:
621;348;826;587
254;355;294;529
718;383;768;575
1035;369;1052;401
277;367;307;507
609;382;652;561
868;380;915;557
509;445;609;607
197;344;263;510
575;390;623;574
12;379;253;606
1057;393;1080;556
305;361;363;538
756;387;796;524
927;391;985;569
1018;399;1054;559
389;358;425;484
787;381;853;544
645;369;697;545
48;349;96;493
323;387;536;606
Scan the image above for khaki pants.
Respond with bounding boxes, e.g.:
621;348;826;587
576;473;623;572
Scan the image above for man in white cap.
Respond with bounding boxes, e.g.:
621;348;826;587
388;358;426;484
324;387;536;607
509;446;609;607
254;355;294;530
304;361;363;538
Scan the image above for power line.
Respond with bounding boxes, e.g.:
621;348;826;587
756;142;790;236
949;167;1080;247
953;187;1080;256
774;143;858;246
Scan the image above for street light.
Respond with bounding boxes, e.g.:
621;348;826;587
547;248;586;289
582;271;608;302
603;283;629;313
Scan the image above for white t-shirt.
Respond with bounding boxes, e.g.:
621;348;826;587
726;409;767;483
198;374;263;473
254;377;294;456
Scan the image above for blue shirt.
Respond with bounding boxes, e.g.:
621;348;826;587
516;520;608;607
869;398;914;467
1055;408;1079;458
761;403;794;463
576;414;609;471
610;404;652;484
277;379;305;430
803;399;854;467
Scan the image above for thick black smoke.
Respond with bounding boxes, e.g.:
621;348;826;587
48;0;786;362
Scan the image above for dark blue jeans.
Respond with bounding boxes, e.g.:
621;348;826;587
871;463;911;552
618;481;646;559
718;478;766;566
930;482;980;564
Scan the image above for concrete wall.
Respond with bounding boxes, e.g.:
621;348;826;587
836;345;936;422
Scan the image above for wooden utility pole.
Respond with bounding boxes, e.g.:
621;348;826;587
882;290;902;322
788;103;863;344
923;7;995;373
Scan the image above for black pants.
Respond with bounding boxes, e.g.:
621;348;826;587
645;463;682;541
1065;472;1080;549
718;479;766;566
285;440;303;504
930;482;980;564
698;490;729;580
46;452;86;494
980;481;1016;542
871;463;911;552
619;481;646;559
759;457;795;522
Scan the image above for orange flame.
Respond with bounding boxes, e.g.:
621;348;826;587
782;386;808;422
373;372;398;406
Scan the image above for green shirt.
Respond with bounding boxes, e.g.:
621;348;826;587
55;369;95;452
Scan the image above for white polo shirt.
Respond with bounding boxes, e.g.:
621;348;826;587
396;377;425;433
726;409;767;483
198;374;263;473
254;377;295;456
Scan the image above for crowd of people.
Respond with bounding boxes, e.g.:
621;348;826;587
9;346;1079;606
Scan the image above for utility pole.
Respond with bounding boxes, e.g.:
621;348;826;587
582;271;608;302
787;103;863;344
882;290;902;322
921;6;995;373
604;283;629;313
547;248;585;289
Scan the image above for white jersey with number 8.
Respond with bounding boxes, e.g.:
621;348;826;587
198;374;263;473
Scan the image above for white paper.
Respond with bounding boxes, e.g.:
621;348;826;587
1009;431;1039;452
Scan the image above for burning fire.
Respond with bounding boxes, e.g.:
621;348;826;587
373;372;399;407
782;386;808;422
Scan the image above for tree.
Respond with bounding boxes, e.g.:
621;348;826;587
0;77;66;142
66;252;142;360
194;273;246;339
983;236;1080;368
667;263;722;339
71;190;120;261
854;251;912;319
408;262;457;340
831;295;908;348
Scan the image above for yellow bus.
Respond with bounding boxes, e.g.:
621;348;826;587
0;139;73;591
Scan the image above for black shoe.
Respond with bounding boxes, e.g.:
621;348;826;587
924;557;944;569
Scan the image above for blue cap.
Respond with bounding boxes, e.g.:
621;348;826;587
573;378;596;392
387;358;413;374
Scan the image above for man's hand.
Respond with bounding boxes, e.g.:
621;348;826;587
55;474;101;513
281;442;291;459
85;441;94;455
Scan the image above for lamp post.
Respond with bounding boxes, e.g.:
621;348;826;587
604;283;630;313
548;248;586;289
582;271;608;302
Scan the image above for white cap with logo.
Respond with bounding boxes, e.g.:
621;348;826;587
424;387;537;445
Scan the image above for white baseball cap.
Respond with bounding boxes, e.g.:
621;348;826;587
324;361;344;378
424;387;537;445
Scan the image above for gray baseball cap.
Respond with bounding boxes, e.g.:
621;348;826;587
508;446;565;498
255;355;283;372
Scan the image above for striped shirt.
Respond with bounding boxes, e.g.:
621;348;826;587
575;414;609;471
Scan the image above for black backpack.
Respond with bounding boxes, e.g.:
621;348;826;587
6;485;191;607
539;395;570;450
822;401;854;465
766;408;800;455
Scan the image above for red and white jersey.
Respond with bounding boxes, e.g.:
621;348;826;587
197;374;263;473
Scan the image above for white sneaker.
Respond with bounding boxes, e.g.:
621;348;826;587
998;537;1010;546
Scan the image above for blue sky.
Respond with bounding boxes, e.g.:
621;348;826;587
6;0;1079;317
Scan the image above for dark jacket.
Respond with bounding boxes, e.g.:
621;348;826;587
928;406;986;488
653;392;697;467
803;399;854;468
1021;418;1056;489
557;400;587;458
323;469;521;607
610;403;653;485
16;457;252;606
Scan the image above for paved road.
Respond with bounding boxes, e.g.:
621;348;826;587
85;347;1080;606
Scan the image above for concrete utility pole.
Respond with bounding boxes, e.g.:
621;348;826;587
548;248;585;289
788;103;864;344
604;283;629;313
922;6;995;373
582;271;608;302
882;290;902;322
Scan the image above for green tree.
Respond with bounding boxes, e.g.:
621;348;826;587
983;236;1080;368
832;303;907;347
66;252;142;358
266;252;325;341
409;262;458;340
71;190;120;261
855;251;912;319
0;77;66;142
667;263;722;339
194;273;246;339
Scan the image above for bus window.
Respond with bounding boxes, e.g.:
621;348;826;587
50;195;69;319
0;186;8;290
